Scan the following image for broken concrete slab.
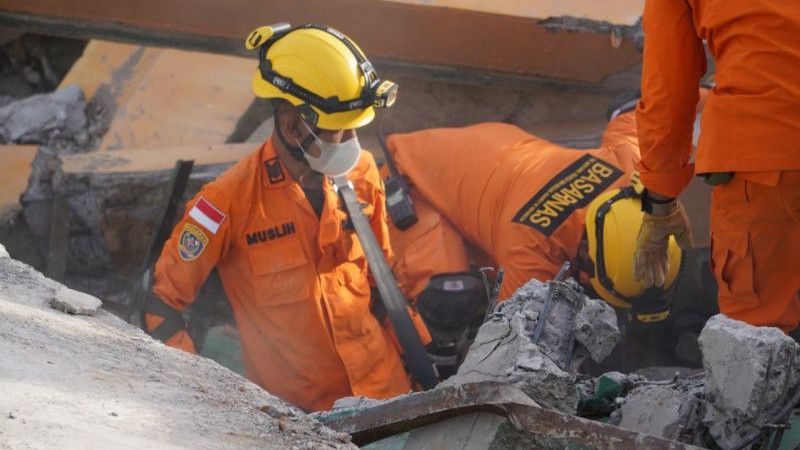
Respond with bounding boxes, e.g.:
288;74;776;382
0;254;355;449
699;314;800;450
618;383;704;441
0;144;37;223
50;284;102;315
443;277;620;415
443;311;578;414
0;84;86;144
573;297;621;363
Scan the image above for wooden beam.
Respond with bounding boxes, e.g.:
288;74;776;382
0;0;641;84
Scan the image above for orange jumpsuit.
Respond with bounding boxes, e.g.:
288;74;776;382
636;0;800;330
150;139;414;411
387;112;641;300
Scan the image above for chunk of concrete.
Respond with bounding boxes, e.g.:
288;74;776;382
0;85;86;144
0;243;8;258
699;314;800;449
444;278;620;415
618;384;703;441
50;285;103;315
574;297;621;363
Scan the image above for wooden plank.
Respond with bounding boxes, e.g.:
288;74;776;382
384;0;644;25
0;0;642;83
93;48;254;151
0;145;38;223
59;143;256;175
58;40;145;101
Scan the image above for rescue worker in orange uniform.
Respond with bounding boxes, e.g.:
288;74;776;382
141;24;426;412
386;109;643;300
384;97;718;369
634;0;800;332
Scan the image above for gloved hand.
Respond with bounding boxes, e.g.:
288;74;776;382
634;202;694;288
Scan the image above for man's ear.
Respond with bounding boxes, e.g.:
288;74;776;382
276;106;303;143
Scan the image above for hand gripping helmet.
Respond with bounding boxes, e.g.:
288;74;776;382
584;184;683;316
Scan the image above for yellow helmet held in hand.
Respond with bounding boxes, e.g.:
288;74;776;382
585;186;682;310
245;23;398;130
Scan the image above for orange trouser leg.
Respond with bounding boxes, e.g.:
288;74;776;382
710;171;800;332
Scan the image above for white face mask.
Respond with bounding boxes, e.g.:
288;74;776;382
298;122;361;177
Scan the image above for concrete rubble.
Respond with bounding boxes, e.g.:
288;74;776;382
330;308;800;449
0;252;356;449
616;382;705;443
613;314;800;450
444;277;621;414
375;278;622;450
699;314;800;449
0;84;86;144
50;284;103;315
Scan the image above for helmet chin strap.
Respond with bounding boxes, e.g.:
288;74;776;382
275;119;316;163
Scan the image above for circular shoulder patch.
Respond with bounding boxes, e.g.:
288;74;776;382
178;223;209;261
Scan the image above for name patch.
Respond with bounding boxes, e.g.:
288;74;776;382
512;154;623;236
178;223;209;261
246;222;296;245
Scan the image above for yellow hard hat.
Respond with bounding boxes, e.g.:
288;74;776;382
244;23;398;130
585;186;682;309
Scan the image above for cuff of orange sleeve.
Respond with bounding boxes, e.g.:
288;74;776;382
144;313;196;354
636;162;695;198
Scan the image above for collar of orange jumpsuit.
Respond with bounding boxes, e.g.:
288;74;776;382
150;138;431;411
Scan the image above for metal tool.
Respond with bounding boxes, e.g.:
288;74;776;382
127;159;194;324
530;261;571;344
478;266;504;320
334;176;438;389
376;133;418;230
491;267;505;304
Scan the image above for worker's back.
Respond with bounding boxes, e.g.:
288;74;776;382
388;114;641;298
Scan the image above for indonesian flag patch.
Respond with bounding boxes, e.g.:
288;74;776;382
189;197;225;235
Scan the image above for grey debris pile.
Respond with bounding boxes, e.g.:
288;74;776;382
699;314;800;449
0;84;86;144
443;277;621;414
613;314;800;450
50;285;103;315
